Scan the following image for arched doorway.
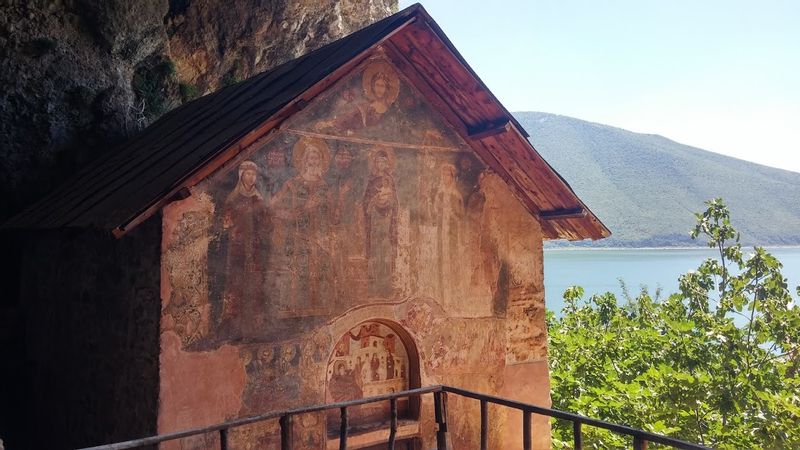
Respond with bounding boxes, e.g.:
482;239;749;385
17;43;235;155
325;320;420;438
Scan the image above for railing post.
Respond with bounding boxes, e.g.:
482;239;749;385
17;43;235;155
280;414;293;450
522;411;532;450
219;428;228;450
388;398;398;450
480;399;488;450
339;407;348;450
434;390;450;450
633;436;648;450
573;421;582;450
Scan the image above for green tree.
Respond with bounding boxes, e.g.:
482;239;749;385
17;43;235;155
547;199;800;449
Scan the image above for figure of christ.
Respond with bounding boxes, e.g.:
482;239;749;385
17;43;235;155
363;147;398;297
270;138;335;315
314;60;400;135
218;160;271;339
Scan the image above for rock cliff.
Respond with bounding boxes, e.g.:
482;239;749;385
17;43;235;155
0;0;396;221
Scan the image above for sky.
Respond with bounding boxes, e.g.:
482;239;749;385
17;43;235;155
398;0;800;173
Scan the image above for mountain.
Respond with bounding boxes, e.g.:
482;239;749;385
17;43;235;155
514;112;800;247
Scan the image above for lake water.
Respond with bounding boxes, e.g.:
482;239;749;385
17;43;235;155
544;247;800;314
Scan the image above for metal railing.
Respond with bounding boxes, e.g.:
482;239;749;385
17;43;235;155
78;385;711;450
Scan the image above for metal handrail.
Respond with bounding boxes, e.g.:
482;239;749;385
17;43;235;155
77;384;712;450
441;386;710;450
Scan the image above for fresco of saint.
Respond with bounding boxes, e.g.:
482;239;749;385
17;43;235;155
363;146;399;297
315;60;400;134
217;160;271;339
270;138;336;315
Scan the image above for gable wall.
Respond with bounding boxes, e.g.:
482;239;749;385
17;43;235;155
158;52;550;449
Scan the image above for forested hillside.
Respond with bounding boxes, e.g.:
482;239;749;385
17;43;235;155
516;112;800;247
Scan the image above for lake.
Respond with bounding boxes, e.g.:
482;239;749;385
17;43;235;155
543;247;800;314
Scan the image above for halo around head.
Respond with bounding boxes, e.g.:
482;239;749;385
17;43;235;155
362;60;400;105
292;137;331;172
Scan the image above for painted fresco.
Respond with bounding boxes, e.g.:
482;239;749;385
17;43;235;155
160;53;548;449
327;322;409;400
180;56;492;345
325;322;411;433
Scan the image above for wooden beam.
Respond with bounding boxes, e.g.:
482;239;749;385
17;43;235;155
539;207;586;220
468;119;511;140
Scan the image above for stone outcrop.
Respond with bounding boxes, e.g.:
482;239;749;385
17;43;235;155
0;0;396;220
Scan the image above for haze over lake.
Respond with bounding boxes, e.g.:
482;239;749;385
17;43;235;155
544;247;800;314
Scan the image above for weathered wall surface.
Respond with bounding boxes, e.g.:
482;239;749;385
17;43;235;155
160;53;550;448
12;218;162;450
0;0;396;222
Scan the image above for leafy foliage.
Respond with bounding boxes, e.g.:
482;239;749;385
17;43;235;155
132;57;178;118
179;82;200;102
548;199;800;449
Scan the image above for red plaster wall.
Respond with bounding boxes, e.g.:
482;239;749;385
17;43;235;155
158;49;550;449
500;361;553;450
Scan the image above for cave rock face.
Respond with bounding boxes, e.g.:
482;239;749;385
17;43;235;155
0;0;396;218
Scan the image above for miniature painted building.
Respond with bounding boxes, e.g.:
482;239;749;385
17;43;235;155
5;4;608;449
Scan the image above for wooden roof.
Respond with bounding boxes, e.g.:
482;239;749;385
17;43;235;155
4;3;609;241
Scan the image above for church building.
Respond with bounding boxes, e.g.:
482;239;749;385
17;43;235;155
4;4;608;449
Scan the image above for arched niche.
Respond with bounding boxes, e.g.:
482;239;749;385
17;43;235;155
325;319;420;436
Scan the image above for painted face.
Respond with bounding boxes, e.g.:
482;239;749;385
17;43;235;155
283;346;295;363
259;348;273;363
376;153;389;172
241;169;257;189
335;150;353;170
373;77;388;99
303;147;324;178
459;156;473;172
306;148;321;167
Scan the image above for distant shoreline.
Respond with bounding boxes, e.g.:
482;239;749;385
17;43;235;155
544;245;800;251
